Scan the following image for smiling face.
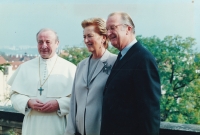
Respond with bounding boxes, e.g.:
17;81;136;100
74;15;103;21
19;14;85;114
37;30;59;59
106;14;128;51
83;25;105;54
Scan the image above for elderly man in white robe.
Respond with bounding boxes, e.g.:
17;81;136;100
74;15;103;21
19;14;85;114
8;28;76;135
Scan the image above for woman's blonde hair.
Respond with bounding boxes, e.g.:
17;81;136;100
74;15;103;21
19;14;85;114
81;18;108;49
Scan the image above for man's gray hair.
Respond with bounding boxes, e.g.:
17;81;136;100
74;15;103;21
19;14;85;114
36;28;59;42
108;12;135;33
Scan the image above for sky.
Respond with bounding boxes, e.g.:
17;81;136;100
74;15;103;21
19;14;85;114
0;0;199;51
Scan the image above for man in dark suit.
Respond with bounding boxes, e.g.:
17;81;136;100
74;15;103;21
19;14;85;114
100;12;161;135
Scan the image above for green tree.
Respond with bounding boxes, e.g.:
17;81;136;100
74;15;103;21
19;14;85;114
107;44;119;54
60;46;91;65
0;63;9;72
61;35;200;124
137;35;200;124
0;64;4;72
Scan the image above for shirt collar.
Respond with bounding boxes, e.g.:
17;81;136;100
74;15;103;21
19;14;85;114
121;38;137;58
40;53;58;63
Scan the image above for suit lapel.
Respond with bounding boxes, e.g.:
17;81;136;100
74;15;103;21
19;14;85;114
83;57;90;84
107;42;141;84
89;61;104;84
89;50;110;84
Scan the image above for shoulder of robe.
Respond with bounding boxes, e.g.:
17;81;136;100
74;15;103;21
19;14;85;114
18;57;38;69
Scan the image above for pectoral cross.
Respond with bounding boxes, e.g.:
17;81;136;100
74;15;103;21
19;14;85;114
38;87;44;95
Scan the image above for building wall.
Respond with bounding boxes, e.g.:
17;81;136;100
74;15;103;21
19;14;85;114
0;66;14;106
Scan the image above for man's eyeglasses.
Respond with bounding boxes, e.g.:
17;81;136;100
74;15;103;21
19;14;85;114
106;24;130;32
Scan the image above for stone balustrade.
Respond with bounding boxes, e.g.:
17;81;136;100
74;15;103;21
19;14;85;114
1;106;200;135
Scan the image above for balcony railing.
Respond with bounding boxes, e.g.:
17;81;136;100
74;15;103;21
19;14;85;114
0;106;23;135
1;106;200;135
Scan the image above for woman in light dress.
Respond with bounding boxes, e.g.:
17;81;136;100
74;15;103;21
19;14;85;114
65;18;117;135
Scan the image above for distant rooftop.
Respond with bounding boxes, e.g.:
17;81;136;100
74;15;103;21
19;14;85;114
0;56;6;64
0;53;37;70
10;61;24;70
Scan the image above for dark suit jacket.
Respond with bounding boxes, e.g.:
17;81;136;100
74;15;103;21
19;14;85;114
100;42;161;135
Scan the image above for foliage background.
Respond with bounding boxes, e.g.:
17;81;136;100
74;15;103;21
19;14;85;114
60;35;200;124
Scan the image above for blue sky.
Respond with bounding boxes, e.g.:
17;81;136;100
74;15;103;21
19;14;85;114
0;0;199;51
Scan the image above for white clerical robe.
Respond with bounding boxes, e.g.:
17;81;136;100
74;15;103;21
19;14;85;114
8;54;76;135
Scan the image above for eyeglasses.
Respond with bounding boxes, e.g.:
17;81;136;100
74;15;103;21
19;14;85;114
106;24;130;32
